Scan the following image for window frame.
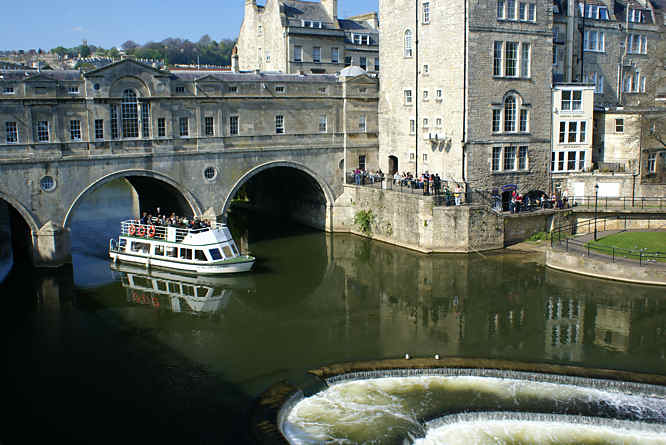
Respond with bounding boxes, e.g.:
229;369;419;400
157;117;166;137
36;120;49;142
94;119;104;140
204;116;214;137
179;117;189;137
5;121;18;144
229;115;239;135
275;115;285;134
404;29;413;57
422;2;430;24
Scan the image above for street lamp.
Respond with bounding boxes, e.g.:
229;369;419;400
594;183;599;241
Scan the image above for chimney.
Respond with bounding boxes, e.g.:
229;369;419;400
231;45;240;72
321;0;338;21
245;0;257;17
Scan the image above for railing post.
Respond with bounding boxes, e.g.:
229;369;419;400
640;252;642;266
612;247;615;263
587;243;590;256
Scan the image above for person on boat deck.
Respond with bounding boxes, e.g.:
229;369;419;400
140;212;149;225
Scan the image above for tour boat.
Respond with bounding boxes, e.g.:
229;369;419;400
109;219;255;274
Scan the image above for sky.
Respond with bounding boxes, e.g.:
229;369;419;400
2;0;379;51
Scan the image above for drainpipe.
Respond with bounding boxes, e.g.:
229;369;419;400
462;0;468;183
415;0;419;177
579;0;585;81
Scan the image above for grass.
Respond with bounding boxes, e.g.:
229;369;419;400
585;231;666;262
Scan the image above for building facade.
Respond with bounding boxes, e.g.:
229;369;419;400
379;0;554;197
237;0;379;75
552;84;595;179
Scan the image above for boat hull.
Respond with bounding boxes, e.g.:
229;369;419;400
109;251;255;275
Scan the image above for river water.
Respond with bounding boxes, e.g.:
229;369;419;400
0;183;665;444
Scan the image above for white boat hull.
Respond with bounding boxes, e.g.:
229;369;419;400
109;251;255;274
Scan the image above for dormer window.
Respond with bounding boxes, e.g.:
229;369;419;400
302;20;322;28
352;34;371;45
175;86;185;93
68;86;79;95
579;4;609;20
2;86;14;95
628;8;645;23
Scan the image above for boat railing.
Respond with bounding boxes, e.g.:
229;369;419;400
120;219;225;243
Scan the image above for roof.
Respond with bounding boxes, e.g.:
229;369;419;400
172;70;338;83
338;19;378;32
0;69;81;81
283;0;332;23
338;66;367;78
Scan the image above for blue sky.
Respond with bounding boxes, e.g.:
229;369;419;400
2;0;379;51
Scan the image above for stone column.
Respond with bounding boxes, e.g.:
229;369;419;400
33;221;71;268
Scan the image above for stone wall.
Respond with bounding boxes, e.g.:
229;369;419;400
504;210;573;246
332;185;504;253
553;171;666;199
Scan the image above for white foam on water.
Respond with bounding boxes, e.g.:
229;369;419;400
283;375;666;445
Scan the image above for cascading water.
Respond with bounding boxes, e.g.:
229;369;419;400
283;369;666;445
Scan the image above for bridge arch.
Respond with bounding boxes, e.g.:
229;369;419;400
62;169;203;229
221;160;335;218
0;189;40;234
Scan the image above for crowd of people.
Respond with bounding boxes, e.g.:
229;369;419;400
493;190;571;213
352;169;465;203
139;208;212;230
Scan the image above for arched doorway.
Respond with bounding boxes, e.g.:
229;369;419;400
388;156;399;175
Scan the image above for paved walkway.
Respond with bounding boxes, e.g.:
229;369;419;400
551;229;666;269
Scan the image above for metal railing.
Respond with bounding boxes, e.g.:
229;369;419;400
566;196;666;209
550;215;666;266
120;219;223;243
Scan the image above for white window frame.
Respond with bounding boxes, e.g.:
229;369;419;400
275;115;285;134
70;119;81;141
404;29;413;57
647;153;656;173
179;117;189;137
294;46;302;62
436;89;443;101
628;34;648;55
319;115;327;133
422;2;430;24
5;121;18;144
229;115;239;135
584;30;605;52
404;89;413;105
2;86;15;95
67;86;80;95
331;47;339;63
560;89;582;112
313;47;321;63
37;120;49;142
358;115;366;133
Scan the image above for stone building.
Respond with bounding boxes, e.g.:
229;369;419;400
0;59;377;165
552;0;664;179
379;0;554;201
237;0;379;74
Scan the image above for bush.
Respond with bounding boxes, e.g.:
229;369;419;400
354;210;375;236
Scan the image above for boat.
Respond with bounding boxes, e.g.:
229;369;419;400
109;219;255;274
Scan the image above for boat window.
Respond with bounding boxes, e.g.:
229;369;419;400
134;276;152;288
131;242;150;253
194;250;207;261
119;239;127;251
154;245;165;256
180;248;192;260
168;283;180;293
222;245;233;258
121;276;129;286
156;281;167;292
167;247;178;258
231;243;240;255
196;287;209;297
182;285;195;297
209;248;223;260
212;288;224;297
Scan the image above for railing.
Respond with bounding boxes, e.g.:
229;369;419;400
550;215;666;266
120;219;223;243
567;196;666;210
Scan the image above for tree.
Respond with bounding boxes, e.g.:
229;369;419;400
121;40;139;52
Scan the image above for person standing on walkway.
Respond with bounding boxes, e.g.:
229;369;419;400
455;185;462;205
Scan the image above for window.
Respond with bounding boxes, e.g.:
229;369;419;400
551;152;555;172
319;115;327;133
579;151;586;171
313;47;321;63
559;122;566;143
615;119;624;133
359;115;366;132
176;86;185;93
436;118;442;128
497;0;505;18
520;43;530;77
228;86;238;93
568;121;577;143
359;155;366;170
436;89;442;100
519;2;527;20
647;153;656;173
518;146;528;170
345;56;352;66
141;102;150;138
423;90;429;100
229;116;239;135
507;0;516;19
505;42;518;77
404;30;413;57
504;96;516;132
628;8;644;23
423;118;429;128
95;119;104;140
209;248;223;261
493;41;503;76
567;152;576;171
579;121;586;143
331;47;339;63
121;89;139;138
503;146;516;170
158;118;166;137
154;245;165;256
195;250;207;261
318;87;327;95
205;116;214;136
6;122;18;143
584;30;605;52
374;57;380;71
586;72;604;94
580;4;609;20
258;24;263;34
110;105;118;139
2;87;14;95
265;51;271;63
179;248;193;260
519;109;528;132
360;56;367;70
561;90;582;111
275;86;285;93
423;2;430;24
492;109;501;133
553;46;559;65
558;151;565;171
628;34;648;55
179;117;189;137
528;3;536;21
492;147;501;171
423;64;429;74
37;121;49;142
68;86;79;95
410;119;416;134
404;89;413;105
275;115;284;134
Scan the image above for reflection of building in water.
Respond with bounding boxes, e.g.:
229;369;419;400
544;296;585;362
594;305;631;353
118;271;232;315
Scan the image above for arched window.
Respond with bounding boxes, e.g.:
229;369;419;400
504;96;516;132
121;89;138;138
404;30;413;57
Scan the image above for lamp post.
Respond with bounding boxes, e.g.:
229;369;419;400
594;183;599;241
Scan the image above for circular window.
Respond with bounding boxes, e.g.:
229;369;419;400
203;166;217;181
40;175;56;192
93;83;100;91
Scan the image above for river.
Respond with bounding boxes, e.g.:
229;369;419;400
0;184;664;444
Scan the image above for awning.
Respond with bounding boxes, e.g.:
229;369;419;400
501;184;517;192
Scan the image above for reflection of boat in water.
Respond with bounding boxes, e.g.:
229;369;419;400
109;219;255;274
112;265;241;315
